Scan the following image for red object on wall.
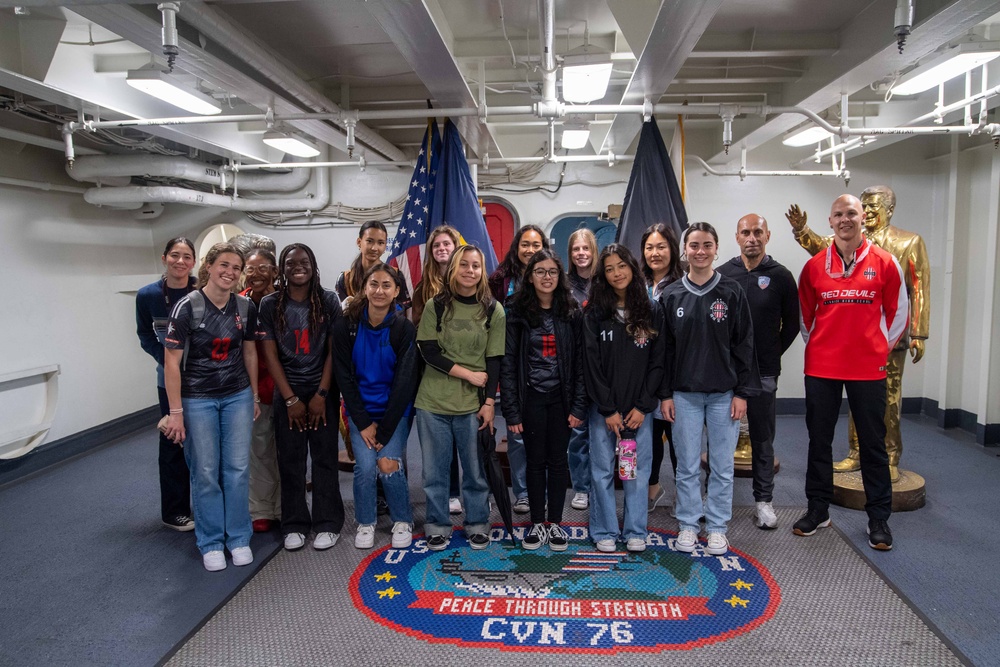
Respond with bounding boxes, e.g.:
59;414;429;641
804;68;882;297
483;201;516;263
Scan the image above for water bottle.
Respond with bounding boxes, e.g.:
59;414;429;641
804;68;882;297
617;428;637;481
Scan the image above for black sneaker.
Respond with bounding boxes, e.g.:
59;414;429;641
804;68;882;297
468;533;490;550
426;534;449;551
792;509;831;536
548;524;569;551
867;519;893;550
163;515;195;532
522;523;547;550
376;498;389;516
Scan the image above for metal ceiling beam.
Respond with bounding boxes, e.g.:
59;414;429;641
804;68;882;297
364;0;502;159
69;3;396;161
600;0;724;154
707;0;1000;163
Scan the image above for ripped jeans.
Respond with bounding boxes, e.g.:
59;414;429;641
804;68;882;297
349;416;413;526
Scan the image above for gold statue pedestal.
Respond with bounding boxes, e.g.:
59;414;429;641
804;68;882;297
832;468;926;512
699;421;780;477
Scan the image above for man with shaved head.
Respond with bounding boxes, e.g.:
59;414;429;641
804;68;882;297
795;195;909;551
718;213;799;530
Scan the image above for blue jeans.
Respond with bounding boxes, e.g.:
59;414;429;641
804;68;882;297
673;391;740;535
183;387;254;555
350;416;413;526
567;424;590;493
506;427;527;500
416;409;490;538
588;408;652;543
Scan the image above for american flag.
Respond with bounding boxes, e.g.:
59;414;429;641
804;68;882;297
388;121;440;298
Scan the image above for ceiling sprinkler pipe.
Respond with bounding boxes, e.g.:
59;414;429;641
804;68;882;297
158;2;180;71
894;0;915;54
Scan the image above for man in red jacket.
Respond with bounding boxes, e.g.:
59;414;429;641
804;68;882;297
794;195;909;550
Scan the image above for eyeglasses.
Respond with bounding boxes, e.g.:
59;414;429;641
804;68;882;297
244;265;274;276
532;268;561;278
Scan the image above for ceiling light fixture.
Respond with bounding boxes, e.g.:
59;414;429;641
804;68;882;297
561;44;613;103
892;42;1000;96
262;130;320;158
125;69;221;115
782;125;834;147
561;120;591;150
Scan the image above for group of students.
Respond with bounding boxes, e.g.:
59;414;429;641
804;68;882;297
137;218;759;571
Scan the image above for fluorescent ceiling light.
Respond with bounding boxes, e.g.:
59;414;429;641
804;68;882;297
561;121;591;150
782;125;833;147
892;43;1000;96
125;69;221;115
561;45;613;103
262;130;320;158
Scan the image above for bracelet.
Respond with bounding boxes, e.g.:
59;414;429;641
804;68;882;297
285;396;300;407
253;394;260;403
169;408;183;414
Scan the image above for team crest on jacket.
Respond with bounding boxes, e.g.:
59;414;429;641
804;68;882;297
350;524;780;653
863;267;877;280
709;299;729;322
757;276;770;289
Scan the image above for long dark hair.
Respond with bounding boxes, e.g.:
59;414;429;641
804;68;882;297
509;249;578;327
639;223;683;284
347;221;388;297
344;263;404;323
162;236;195;257
587;243;657;341
275;243;327;338
492;224;550;282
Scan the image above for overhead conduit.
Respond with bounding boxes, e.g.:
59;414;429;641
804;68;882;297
67;155;310;191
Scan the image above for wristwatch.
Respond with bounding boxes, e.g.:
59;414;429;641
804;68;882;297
317;388;329;398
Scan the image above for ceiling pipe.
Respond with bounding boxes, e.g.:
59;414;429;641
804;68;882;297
178;1;405;162
537;0;559;119
688;155;849;181
83;167;330;212
67;155;310;191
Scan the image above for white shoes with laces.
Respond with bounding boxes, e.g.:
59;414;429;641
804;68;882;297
355;525;375;549
391;522;413;549
202;550;226;572
231;546;253;566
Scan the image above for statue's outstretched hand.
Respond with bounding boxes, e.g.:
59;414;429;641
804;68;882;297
910;339;925;363
786;204;807;232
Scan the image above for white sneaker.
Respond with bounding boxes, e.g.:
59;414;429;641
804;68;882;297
675;529;698;553
202;550;226;572
755;501;778;530
313;532;340;551
570;492;589;510
595;538;617;553
231;546;253;566
391;522;413;549
284;532;306;551
512;496;530;514
706;532;729;555
626;538;646;552
449;497;463;514
355;524;375;549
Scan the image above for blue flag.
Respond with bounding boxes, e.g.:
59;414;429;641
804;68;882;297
617;117;688;258
388;121;441;297
430;120;498;274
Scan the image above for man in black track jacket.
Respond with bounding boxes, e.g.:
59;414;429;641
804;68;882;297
717;213;799;530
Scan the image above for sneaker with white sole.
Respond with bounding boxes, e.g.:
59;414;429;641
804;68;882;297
284;532;306;551
706;532;729;555
570;492;589;510
522;523;548;550
202;550;226;572
675;529;698;553
626;537;647;552
391;522;413;549
595;538;617;553
231;546;253;566
548;524;569;551
426;534;449;551
163;515;195;532
354;525;375;549
449;497;463;514
313;532;339;550
468;533;490;549
512;496;530;514
755;501;778;529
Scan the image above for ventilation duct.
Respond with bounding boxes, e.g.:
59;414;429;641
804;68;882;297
67;155;310;191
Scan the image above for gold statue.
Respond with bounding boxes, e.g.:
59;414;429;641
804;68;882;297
786;185;930;481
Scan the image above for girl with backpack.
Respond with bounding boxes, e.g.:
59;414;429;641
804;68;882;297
416;245;505;551
501;249;587;551
332;264;419;550
162;242;260;572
